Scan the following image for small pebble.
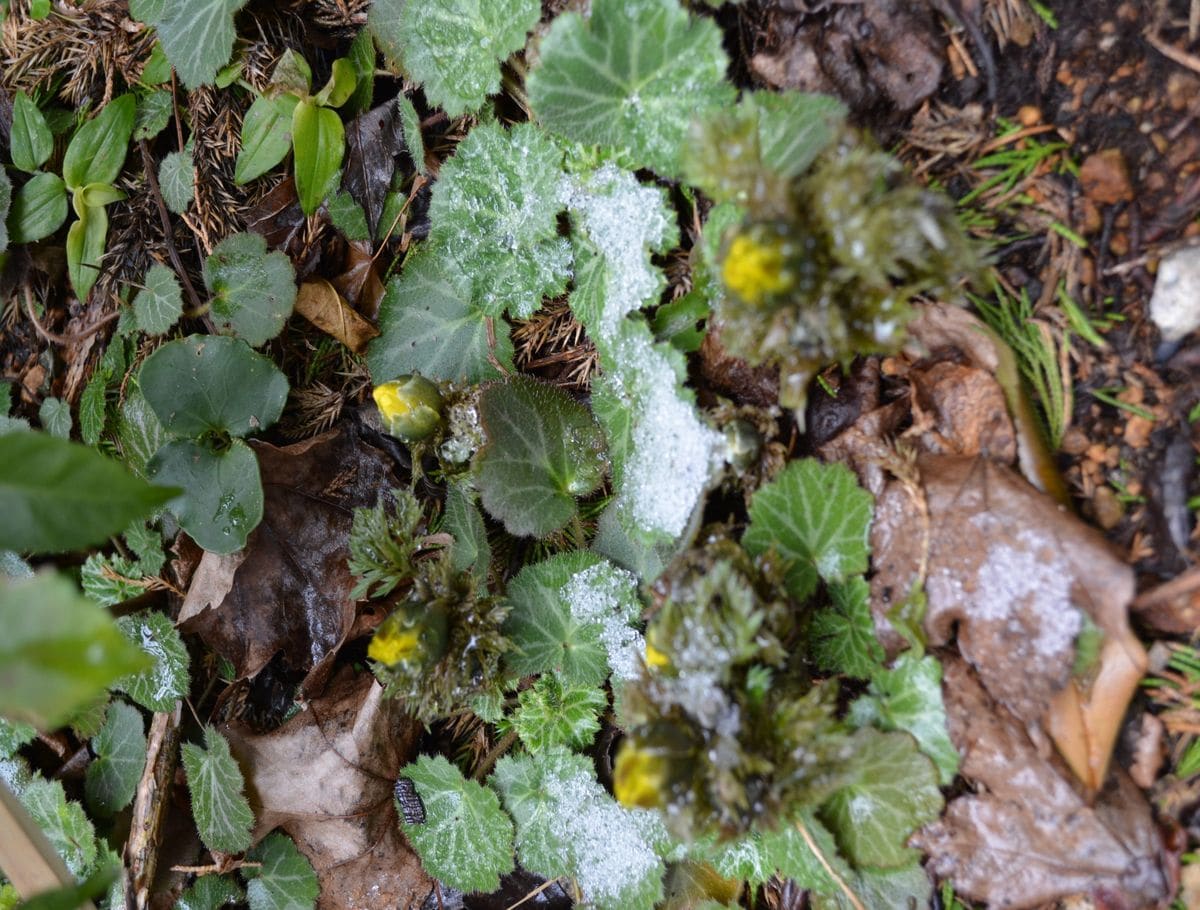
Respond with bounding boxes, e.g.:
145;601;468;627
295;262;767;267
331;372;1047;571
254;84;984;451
1149;245;1200;342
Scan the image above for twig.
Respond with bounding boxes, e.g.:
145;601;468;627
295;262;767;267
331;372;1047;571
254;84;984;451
137;140;205;314
473;729;518;782
23;285;120;346
505;878;563;910
129;705;181;910
1145;28;1200;74
794;819;865;910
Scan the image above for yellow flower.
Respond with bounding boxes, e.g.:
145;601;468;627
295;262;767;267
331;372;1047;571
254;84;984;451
373;375;443;442
721;232;793;306
644;641;671;671
368;622;422;666
613;740;668;810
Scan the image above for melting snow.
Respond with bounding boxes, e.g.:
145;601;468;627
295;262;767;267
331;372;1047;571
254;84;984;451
560;562;644;682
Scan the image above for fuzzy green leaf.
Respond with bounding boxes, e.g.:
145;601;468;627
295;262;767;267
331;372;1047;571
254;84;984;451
0;432;175;553
291;101;343;215
139;335;289;438
811;576;885;678
81;552;145;607
11;91;53;173
527;0;734;178
512;674;606;752
151;0;250;91
20;778;98;877
37;397;71;440
62;95;136;190
115;609;190;712
743;459;873;601
203;232;298;347
159;149;195;214
0;717;36;758
818;728;942;869
398;754;515;894
124;520;166;576
78;368;108;446
234;94;299;185
243;833;318;910
178;875;244;910
373;0;540;116
134;90;174;140
148;438;263;554
182;726;255;855
367;250;512;384
445;481;491;584
133;263;184;335
85;701;146;816
327;191;370;242
476;376;607;538
396;94;425;174
428;121;571;319
849;654;958;786
9;171;68;244
0;572;150;730
492;746;665;910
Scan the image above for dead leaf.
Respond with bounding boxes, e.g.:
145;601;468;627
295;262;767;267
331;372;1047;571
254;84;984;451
870;455;1147;788
224;667;431;910
295;280;379;354
331;241;386;320
179;424;399;692
913;658;1172;910
343;100;407;242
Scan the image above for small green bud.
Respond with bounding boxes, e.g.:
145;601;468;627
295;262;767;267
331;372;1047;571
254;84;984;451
373;375;444;442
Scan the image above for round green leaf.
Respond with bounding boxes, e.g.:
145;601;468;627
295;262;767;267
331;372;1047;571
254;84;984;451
291;100;344;215
148;438;263;554
139;334;288;438
203;232;297;347
9;172;68;244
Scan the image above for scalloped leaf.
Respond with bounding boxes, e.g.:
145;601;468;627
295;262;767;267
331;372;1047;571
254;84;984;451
133;263;184;335
428;121;571;319
398;754;515;893
20;778;98;877
810;576;885;679
203;233;297;347
182;726;255;855
818;728;942;869
743;459;873;602
85;700;146;816
243;832;318;910
371;0;540;117
526;0;734;178
81;552;145;607
149;0;250;90
159;149;195;214
367;249;512;384
476;375;607;538
140;335;288;439
115;609;190;712
178;874;244;910
511;674;606;752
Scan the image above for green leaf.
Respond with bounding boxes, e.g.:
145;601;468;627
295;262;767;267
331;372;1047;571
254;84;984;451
818;728;942;869
140;43;174;86
81;552;145;607
133;263;184;335
291;100;344;216
159;149;195;214
203;232;297;346
182;726;255;855
313;58;357;109
512;674;606;752
115;383;169;478
810;576;885;679
20;778;98;877
445;481;490;584
503;551;643;685
130;0;166;22
0;717;36;758
152;0;251;91
492;746;665;910
78;366;108;446
374;0;539;117
85;700;146;816
178;875;244;910
269;50;312;96
849;653;958;785
395;93;425;174
526;0;734;178
428;121;571;319
0;572;151;729
115;609;191;712
0;432;175;553
345;29;376;115
327;191;369;242
9;171;68;244
367;249;512;384
743;458;873;601
139;334;289;438
475;375;607;538
398;754;515;894
149;438;263;554
243;833;318;910
124;519;166;576
66;195;109;300
134;89;175;140
37;397;71;439
29;0;50;18
11;91;53;172
234;94;299;185
62;95;136;191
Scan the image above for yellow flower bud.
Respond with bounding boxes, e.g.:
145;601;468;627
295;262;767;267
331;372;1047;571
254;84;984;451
644;641;671;671
721;232;793;306
613;740;668;810
368;623;422;666
373;375;443;442
368;603;448;669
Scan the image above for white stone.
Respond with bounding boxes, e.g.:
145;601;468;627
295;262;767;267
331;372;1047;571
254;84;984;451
1149;245;1200;342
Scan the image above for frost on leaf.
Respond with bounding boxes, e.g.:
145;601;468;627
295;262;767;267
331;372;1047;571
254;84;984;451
559;560;645;683
560;164;677;343
592;320;726;547
370;0;540;117
427;121;571;319
115;609;190;712
526;0;734;178
492;746;666;910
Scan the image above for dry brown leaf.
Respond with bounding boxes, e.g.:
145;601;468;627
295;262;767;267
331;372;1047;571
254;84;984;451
331;241;386;320
224;667;431;910
295;279;380;354
179;425;399;692
913;658;1171;910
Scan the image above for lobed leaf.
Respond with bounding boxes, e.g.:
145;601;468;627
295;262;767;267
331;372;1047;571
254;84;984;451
810;576;885;679
178;875;244;910
242;833;318;910
133;263;184;335
511;675;606;752
182;726;255;856
203;233;298;347
37;397;71;440
159;149;195;214
114;609;191;712
20;778;98;877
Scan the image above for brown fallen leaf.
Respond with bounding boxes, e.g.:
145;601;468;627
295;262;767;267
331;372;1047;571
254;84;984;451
179;424;400;693
224;667;431;910
331;241;386;320
295;279;379;354
913;658;1172;910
